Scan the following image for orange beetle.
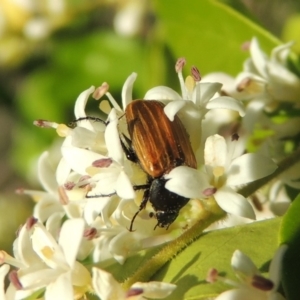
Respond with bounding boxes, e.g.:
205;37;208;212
123;100;197;230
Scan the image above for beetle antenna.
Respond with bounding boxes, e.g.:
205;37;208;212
118;113;126;120
129;210;141;232
86;191;116;198
70;116;108;127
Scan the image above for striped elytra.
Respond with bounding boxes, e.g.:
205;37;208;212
123;100;197;230
125;100;197;178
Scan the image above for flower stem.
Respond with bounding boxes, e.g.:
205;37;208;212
238;147;300;198
121;199;226;289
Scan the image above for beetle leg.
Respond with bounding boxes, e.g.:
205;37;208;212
86;191;117;198
120;133;138;163
129;188;150;232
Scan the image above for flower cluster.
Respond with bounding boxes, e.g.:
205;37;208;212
2;40;294;298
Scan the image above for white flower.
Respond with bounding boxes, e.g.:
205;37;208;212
92;267;176;300
164;134;277;221
203;134;277;219
0;218;91;300
213;245;288;300
31;79;203;265
242;38;300;104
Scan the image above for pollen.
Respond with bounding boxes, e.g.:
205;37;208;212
185;75;195;93
56;124;71;137
213;166;225;177
41;246;54;259
99;99;111;114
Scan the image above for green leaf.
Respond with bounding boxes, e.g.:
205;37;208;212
152;218;280;299
279;193;300;300
154;0;280;75
106;218;280;299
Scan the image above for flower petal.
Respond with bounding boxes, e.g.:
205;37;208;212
56;157;71;186
163;100;186;121
122;72;137;109
31;224;67;270
44;272;73;300
164;166;211;199
144;86;182;101
269;244;288;290
92;267;126;300
227;153;277;186
249;37;268;78
231;250;259;278
105;108;124;165
206;96;245;117
214;186;256;219
38;151;59;195
204;134;227;168
194;82;222;106
33;197;64;223
215;288;261;300
115;171;135;199
61;136;107;175
131;281;176;299
59;219;85;268
74;86;95;131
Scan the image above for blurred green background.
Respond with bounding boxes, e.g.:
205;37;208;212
1;0;300;253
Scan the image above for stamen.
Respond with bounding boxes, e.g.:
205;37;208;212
26;216;38;230
175;58;188;99
250;194;263;212
231;133;239;141
15;188;47;201
92;158;113;168
56;124;71;137
105;92;123;112
9;270;23;290
185;76;195;95
0;251;25;269
213;166;224;178
83;227;98;240
64;182;76;190
206;268;219;283
251;274;274;291
241;40;251;51
203;187;217;197
236;77;251;92
58;186;69;205
33;119;58;129
175;57;186;73
93;82;109;100
191;66;201;82
78;175;92;188
99;100;112;115
126;288;143;297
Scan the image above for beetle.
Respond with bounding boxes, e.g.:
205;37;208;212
75;100;197;231
121;100;197;231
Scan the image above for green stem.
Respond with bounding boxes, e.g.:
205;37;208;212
238;147;300;198
121;199;226;289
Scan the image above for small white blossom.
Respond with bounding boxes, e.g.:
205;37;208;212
172;134;277;220
0;218;91;300
92;267;176;300
212;245;288;300
203;134;277;219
